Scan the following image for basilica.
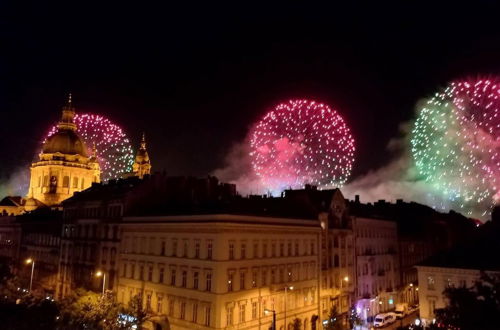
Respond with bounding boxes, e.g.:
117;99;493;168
0;96;151;215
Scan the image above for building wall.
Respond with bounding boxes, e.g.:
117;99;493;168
117;215;322;330
415;266;491;322
352;217;399;320
0;217;21;261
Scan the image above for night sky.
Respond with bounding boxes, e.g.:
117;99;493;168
2;2;500;186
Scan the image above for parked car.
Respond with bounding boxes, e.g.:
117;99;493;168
373;313;396;327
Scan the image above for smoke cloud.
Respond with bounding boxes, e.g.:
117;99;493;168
0;167;30;198
213;141;266;196
214;113;488;220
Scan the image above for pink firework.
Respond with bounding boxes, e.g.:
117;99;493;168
250;99;355;193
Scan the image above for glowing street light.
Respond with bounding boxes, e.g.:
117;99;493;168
264;308;276;330
95;270;106;295
25;258;35;293
343;276;349;282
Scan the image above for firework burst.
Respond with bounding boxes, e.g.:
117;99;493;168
250;99;355;194
411;78;500;216
46;113;134;181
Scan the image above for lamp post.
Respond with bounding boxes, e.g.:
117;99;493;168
25;258;35;293
284;285;294;329
264;308;276;330
95;270;106;295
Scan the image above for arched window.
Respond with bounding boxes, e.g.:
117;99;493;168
63;176;70;188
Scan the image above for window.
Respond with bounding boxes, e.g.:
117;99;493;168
183;240;188;257
241;243;246;259
271;242;276;257
206;273;212;291
288;242;292;256
253;242;259;258
182;271;187;287
427;276;435;290
193;272;199;289
146;293;152;311
263;242;268;258
228;273;234;291
311;241;315;255
192;303;198;323
207;240;213;260
205;307;211;326
252;301;257;319
148;265;153;281
131;263;136;279
159;267;164;283
280;242;284;256
229;242;235;260
161;241;166;255
295;241;299;256
171;269;176;286
227;307;233;326
169;300;174;316
139;265;144;280
157;296;163;313
271;269;276;284
262;269;267;286
172;240;178;257
63;176;69;187
195;241;200;258
80;178;85;189
180;302;186;320
252;271;257;288
239;304;246;323
240;271;246;290
429;299;436;317
73;177;79;188
279;268;284;283
122;263;127;277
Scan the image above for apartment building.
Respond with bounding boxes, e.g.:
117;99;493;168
118;214;321;330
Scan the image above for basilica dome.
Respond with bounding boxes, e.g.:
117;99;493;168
42;129;88;157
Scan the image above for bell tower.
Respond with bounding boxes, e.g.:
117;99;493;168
131;133;152;179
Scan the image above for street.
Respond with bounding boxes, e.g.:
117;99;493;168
383;311;420;330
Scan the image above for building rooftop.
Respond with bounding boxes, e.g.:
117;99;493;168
419;220;500;271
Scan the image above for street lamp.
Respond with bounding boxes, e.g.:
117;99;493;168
25;258;35;293
284;285;294;329
264;308;276;330
95;270;106;295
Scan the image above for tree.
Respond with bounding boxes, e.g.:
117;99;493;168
0;264;58;330
434;273;500;330
127;294;149;328
292;317;302;330
324;306;344;330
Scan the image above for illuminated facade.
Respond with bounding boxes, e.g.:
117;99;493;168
118;214;321;330
352;217;399;322
26;96;100;208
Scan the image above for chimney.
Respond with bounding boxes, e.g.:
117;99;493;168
355;195;360;203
